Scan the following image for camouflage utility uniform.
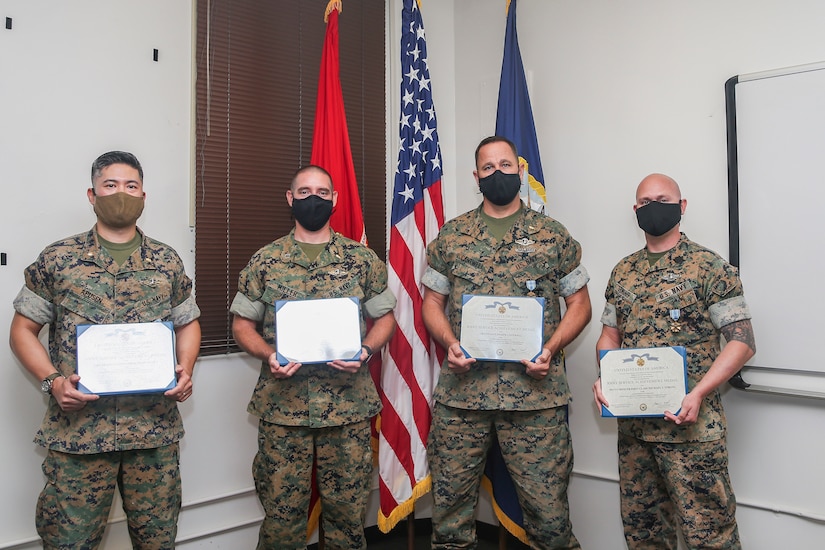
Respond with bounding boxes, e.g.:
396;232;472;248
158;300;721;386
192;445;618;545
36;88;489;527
230;229;396;550
422;204;589;549
601;233;751;549
13;227;200;549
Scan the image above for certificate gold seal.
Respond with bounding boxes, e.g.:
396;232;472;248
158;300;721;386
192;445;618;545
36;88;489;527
459;295;545;362
598;346;688;418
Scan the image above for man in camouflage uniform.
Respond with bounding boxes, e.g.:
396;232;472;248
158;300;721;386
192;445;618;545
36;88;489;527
9;151;202;549
421;136;591;549
230;165;396;550
593;173;756;549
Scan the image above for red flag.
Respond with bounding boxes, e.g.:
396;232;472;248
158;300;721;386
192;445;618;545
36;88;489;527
310;3;366;244
377;0;445;532
306;3;368;540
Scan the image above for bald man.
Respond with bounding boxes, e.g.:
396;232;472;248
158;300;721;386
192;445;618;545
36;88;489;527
593;174;755;549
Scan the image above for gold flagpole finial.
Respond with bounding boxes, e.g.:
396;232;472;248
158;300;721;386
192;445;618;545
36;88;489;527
324;0;342;22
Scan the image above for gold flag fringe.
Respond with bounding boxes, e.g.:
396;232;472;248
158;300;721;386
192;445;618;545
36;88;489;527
324;0;342;22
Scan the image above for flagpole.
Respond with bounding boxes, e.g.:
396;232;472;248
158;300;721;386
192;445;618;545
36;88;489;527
318;522;325;550
407;515;415;549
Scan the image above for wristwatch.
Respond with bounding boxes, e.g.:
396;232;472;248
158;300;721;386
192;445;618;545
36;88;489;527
361;344;374;362
40;372;63;395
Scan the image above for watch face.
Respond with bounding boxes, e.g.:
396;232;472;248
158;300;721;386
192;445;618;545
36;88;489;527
41;379;52;393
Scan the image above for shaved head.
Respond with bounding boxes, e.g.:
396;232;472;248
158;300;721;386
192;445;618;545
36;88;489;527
636;173;681;206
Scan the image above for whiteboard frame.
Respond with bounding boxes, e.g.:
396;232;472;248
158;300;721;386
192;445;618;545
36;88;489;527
725;59;825;266
725;60;825;391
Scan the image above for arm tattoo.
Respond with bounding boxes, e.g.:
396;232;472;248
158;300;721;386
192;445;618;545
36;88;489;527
721;319;756;352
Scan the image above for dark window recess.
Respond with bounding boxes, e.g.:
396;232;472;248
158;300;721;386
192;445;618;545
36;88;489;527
195;1;386;355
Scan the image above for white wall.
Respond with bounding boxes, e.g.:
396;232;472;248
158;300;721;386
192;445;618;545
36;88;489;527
2;1;825;549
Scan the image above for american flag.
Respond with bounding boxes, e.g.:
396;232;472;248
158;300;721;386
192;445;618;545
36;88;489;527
376;0;445;532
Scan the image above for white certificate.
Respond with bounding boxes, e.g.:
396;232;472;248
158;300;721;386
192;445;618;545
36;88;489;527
76;322;177;395
599;346;688;418
275;297;362;365
459;295;545;362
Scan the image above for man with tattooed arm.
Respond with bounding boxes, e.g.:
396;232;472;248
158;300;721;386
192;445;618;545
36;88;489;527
593;173;756;549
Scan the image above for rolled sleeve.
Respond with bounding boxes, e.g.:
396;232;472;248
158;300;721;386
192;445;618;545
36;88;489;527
421;266;450;295
229;291;265;322
170;293;201;327
709;295;751;329
600;302;618;328
364;287;397;319
12;285;54;325
559;264;590;298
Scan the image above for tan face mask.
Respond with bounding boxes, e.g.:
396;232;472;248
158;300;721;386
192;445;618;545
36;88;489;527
93;192;145;228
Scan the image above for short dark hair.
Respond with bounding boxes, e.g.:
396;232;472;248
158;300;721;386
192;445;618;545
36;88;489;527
290;164;334;191
474;136;518;166
91;151;144;183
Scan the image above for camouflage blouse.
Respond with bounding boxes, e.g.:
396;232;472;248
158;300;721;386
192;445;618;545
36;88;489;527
13;227;200;454
231;229;396;428
601;233;751;443
422;204;589;411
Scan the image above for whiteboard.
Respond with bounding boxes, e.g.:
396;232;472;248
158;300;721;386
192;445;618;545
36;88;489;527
726;61;825;373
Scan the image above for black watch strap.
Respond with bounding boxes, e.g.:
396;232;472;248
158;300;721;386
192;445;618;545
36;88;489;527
361;344;374;360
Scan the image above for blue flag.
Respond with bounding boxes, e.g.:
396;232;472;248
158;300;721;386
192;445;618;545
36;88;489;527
481;435;526;543
495;0;547;213
482;0;541;544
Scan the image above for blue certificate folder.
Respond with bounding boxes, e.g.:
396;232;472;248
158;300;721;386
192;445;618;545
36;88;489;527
459;294;546;363
76;321;177;396
598;346;688;418
274;296;362;366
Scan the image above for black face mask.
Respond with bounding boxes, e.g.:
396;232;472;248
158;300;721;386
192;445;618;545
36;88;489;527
478;170;521;206
636;201;682;237
291;194;333;232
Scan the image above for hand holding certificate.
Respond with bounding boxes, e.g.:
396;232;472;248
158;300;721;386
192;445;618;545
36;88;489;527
599;346;688;418
76;322;177;395
275;297;362;365
459;295;545;362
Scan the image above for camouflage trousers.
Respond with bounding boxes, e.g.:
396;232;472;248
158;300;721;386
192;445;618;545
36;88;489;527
618;432;740;549
253;418;373;550
427;403;580;550
36;445;181;550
